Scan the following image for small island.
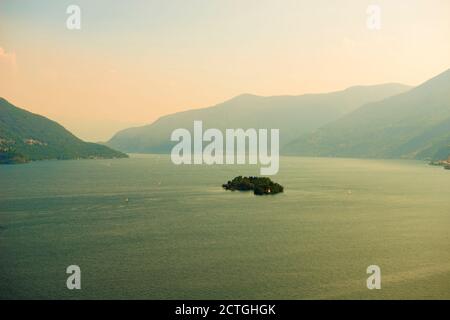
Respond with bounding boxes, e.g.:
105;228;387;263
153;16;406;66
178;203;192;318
222;176;284;195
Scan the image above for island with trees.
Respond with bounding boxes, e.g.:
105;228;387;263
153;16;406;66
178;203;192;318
222;176;284;195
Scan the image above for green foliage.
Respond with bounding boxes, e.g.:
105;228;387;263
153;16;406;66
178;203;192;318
222;176;284;195
0;98;128;164
0;150;28;164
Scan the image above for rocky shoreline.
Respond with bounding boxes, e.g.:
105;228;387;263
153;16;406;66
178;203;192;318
429;156;450;170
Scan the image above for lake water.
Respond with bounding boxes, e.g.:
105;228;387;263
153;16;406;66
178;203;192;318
0;155;449;299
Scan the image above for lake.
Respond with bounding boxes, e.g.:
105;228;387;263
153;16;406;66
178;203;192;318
0;155;449;299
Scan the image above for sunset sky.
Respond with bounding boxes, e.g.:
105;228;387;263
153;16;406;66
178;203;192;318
1;0;449;141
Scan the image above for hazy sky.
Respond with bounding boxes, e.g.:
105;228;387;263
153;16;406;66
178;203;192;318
1;0;449;141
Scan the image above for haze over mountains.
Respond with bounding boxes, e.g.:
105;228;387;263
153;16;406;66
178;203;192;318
108;69;450;162
285;69;450;160
108;84;410;153
0;98;127;164
2;69;448;164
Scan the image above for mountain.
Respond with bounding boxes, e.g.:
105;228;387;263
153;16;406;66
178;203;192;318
107;84;410;153
284;69;450;160
0;98;128;164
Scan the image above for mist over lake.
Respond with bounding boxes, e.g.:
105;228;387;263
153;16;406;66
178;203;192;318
1;154;449;299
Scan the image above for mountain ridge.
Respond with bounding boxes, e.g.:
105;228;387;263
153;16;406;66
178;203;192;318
0;98;128;164
107;83;411;153
284;69;450;160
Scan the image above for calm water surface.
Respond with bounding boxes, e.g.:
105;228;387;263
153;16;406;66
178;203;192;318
0;155;449;299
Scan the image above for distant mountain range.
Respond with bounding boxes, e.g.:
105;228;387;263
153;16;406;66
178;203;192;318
108;83;410;153
284;69;450;160
0;98;127;164
3;69;449;165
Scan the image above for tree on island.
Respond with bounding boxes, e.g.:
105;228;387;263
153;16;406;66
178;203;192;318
222;176;284;195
